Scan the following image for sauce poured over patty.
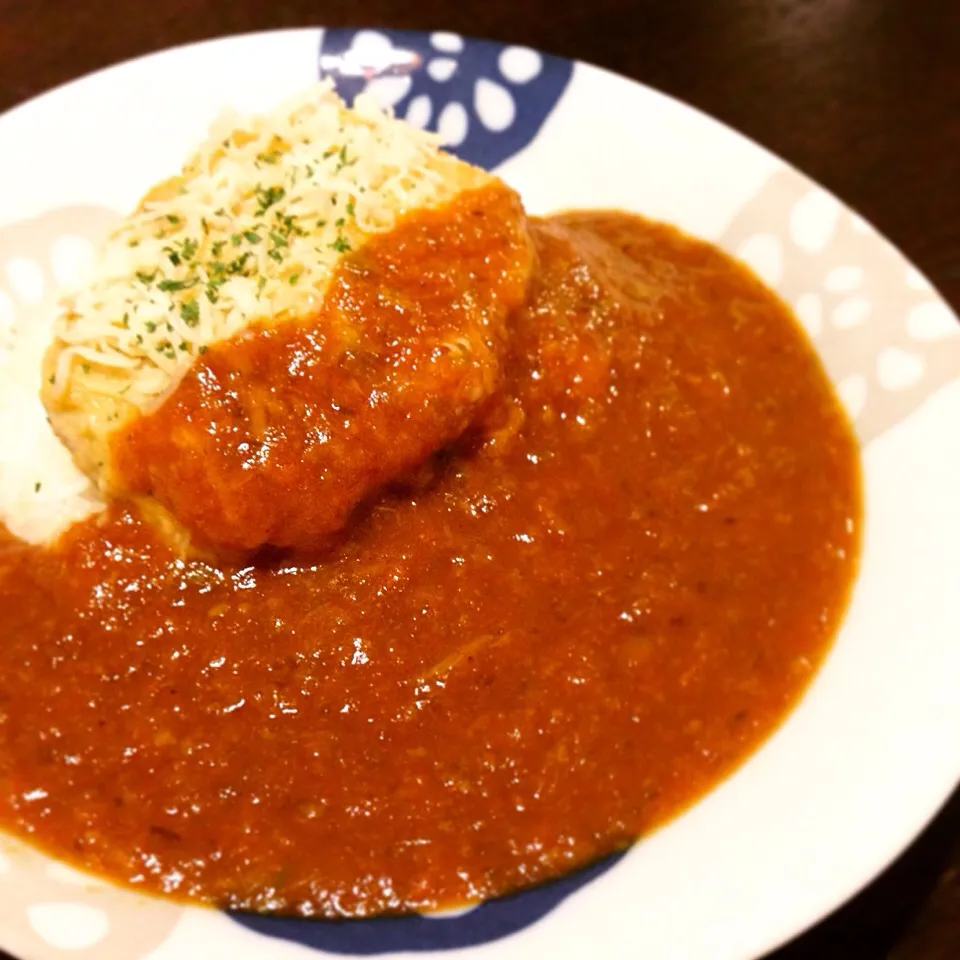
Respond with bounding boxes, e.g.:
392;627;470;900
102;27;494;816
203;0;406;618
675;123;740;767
0;201;860;917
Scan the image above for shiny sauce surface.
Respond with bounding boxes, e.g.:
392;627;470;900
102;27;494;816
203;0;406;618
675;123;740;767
0;209;860;917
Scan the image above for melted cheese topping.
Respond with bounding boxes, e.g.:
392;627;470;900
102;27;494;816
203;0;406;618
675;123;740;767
47;82;486;407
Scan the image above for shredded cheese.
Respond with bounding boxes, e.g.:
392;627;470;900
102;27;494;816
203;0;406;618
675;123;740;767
47;81;486;408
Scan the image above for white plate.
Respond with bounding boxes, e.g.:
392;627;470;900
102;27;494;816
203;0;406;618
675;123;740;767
1;26;959;960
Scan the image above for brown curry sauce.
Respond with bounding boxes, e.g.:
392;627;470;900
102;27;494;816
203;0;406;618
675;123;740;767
0;196;860;917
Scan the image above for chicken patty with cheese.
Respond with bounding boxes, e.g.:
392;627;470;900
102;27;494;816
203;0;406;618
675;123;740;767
42;84;533;554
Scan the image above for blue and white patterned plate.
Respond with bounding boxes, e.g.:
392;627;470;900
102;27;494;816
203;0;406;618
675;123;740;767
1;26;959;960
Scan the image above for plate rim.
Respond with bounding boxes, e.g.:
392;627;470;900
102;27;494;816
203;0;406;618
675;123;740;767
0;25;958;960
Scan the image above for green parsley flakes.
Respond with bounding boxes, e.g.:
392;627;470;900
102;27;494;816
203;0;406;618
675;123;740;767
255;185;286;216
180;299;200;326
157;278;194;293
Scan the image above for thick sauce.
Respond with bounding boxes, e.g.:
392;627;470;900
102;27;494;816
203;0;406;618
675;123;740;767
111;185;533;554
0;209;860;917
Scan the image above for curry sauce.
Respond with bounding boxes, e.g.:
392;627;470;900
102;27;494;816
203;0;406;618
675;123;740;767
0;207;860;917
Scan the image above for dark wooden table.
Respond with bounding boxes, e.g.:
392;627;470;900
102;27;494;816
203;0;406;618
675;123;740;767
1;0;957;956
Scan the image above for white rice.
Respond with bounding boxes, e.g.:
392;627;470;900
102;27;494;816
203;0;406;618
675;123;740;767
0;298;102;544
